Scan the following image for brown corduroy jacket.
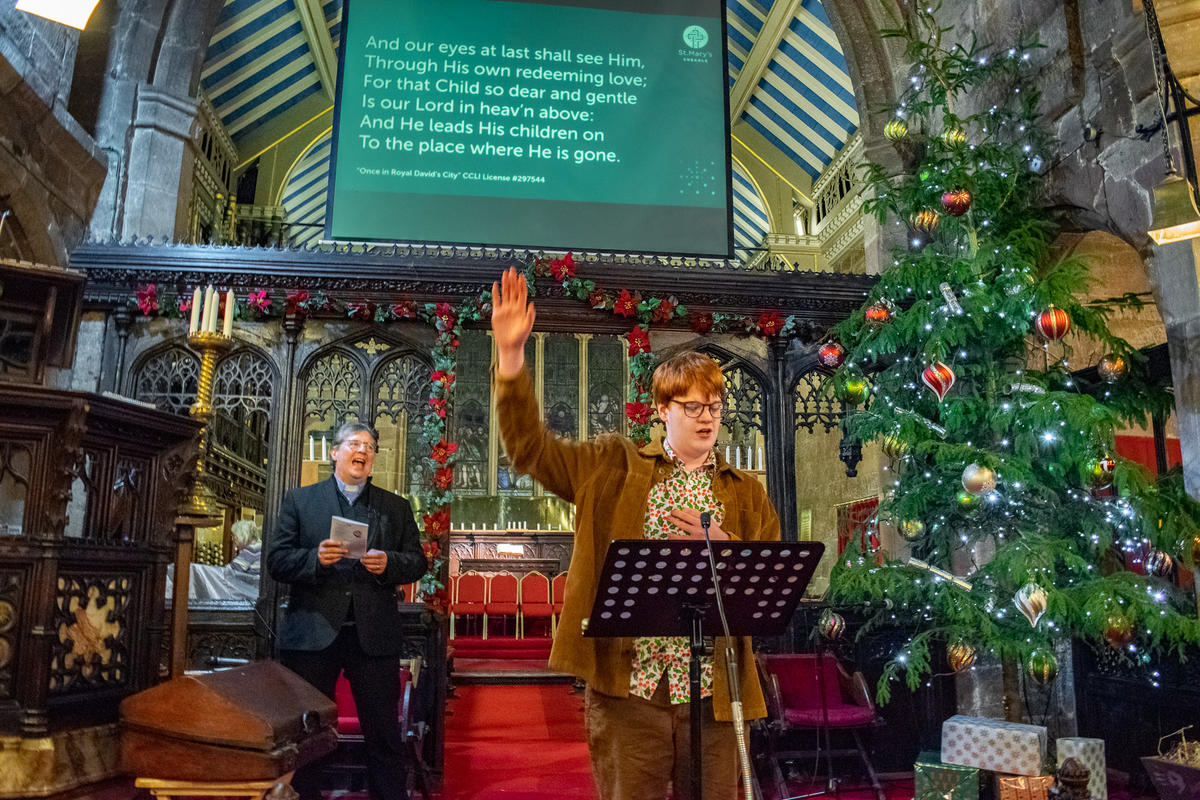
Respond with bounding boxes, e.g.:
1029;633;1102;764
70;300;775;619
495;368;781;721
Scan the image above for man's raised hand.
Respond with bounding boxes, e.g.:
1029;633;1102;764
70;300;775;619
491;267;536;377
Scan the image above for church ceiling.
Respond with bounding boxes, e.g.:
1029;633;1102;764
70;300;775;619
200;0;857;256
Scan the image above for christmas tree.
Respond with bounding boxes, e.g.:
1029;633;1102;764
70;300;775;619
825;4;1200;702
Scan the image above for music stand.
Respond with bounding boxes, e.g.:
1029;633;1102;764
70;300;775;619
586;539;824;799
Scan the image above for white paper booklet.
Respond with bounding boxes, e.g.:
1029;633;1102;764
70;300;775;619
330;515;369;560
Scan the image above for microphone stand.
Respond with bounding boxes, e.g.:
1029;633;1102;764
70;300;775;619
701;512;762;800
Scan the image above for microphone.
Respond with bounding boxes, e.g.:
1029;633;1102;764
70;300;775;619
698;509;761;800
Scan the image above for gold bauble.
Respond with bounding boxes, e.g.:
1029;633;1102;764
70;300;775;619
884;119;909;141
947;640;977;672
910;209;940;234
941;127;967;148
899;519;926;541
881;433;909;460
1103;615;1134;650
961;462;997;495
1097;354;1128;383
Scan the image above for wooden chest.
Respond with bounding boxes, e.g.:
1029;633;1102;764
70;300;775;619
120;661;338;781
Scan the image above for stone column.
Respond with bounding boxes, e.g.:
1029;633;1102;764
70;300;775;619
118;84;200;241
1151;237;1200;499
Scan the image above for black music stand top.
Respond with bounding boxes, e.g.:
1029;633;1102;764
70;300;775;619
584;539;824;639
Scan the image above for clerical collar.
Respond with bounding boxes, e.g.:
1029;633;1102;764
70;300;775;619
334;474;369;503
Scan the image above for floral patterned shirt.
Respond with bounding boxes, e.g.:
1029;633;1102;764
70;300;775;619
629;441;723;704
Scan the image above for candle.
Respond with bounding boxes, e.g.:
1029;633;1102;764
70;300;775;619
321;435;327;461
208;287;219;332
223;289;234;337
747;446;754;470
309;435;314;461
734;448;740;469
202;286;215;332
757;446;764;470
725;445;730;463
189;288;201;333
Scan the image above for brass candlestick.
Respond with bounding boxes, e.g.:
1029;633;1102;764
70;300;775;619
171;327;232;676
179;330;234;521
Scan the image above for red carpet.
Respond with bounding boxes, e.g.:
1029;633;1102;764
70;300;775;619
450;636;553;660
442;683;596;799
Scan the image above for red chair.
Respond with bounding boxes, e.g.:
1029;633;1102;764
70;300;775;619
399;581;421;603
757;652;884;800
484;571;520;638
551;571;567;617
518;571;554;638
332;662;431;799
450;571;486;639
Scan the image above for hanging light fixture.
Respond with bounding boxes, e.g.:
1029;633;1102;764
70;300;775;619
1144;0;1200;245
14;0;101;30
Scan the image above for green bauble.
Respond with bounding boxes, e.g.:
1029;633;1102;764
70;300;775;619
956;489;981;510
899;519;926;541
1027;648;1058;685
839;376;870;406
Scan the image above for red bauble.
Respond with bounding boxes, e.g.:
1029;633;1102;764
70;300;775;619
1035;306;1071;341
864;301;893;328
1103;615;1134;650
921;361;956;402
818;341;846;368
941;187;972;217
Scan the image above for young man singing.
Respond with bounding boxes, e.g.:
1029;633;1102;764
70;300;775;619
491;267;780;799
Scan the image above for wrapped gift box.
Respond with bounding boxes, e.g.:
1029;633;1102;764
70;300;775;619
1056;737;1105;800
996;774;1055;800
915;750;979;800
941;715;1047;776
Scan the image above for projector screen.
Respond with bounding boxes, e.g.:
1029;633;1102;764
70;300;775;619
326;0;732;257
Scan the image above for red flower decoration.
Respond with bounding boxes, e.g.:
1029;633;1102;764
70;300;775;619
433;466;453;490
627;325;651;356
651;296;678;323
588;288;608;310
429;397;447;418
135;284;158;316
550;252;576;281
625;402;653;425
431;370;455;387
422;538;441;559
690;311;714;334
248;289;271;314
757;310;785;337
613;288;640;317
391;299;417;319
285;289;310;315
434;302;458;332
430;439;459;464
178;296;192;315
422;507;451;535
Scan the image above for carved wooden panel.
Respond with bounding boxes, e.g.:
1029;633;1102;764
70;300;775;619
0;572;19;700
133;346;200;415
50;574;134;694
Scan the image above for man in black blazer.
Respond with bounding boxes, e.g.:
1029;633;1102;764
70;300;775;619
267;422;427;800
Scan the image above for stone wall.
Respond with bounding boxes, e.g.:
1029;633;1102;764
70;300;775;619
0;7;106;264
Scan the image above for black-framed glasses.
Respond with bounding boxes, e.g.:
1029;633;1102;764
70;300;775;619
671;400;724;418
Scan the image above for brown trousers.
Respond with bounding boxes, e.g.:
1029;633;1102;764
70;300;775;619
584;679;745;800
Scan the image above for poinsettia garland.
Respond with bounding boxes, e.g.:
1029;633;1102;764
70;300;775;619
131;260;804;601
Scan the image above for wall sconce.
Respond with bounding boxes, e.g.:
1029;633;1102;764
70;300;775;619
14;0;101;30
1144;0;1200;244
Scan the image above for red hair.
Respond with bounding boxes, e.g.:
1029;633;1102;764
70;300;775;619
652;352;725;407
